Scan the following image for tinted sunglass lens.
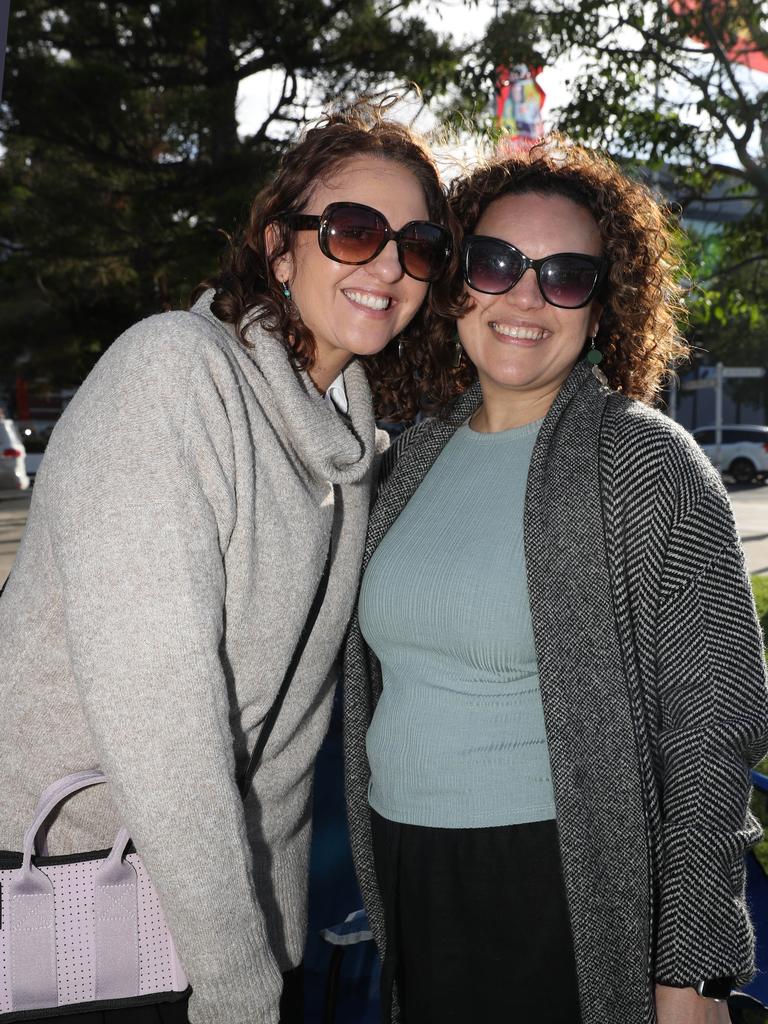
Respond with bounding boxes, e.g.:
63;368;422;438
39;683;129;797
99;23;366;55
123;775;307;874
400;224;449;281
540;257;599;308
326;206;386;264
466;240;523;293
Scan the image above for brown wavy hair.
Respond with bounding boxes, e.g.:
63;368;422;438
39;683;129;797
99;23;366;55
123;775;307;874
437;136;689;406
194;98;464;421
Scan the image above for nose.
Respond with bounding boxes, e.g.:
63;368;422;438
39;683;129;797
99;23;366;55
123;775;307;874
506;267;545;309
365;239;404;283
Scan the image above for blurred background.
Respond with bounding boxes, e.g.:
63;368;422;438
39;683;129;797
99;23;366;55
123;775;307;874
1;2;767;1020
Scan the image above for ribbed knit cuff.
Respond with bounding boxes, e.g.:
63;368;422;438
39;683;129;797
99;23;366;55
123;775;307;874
185;925;284;1024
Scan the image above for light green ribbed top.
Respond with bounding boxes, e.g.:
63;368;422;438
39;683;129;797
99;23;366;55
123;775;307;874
361;417;557;828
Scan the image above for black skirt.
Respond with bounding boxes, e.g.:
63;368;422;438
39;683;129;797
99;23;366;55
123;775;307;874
371;810;581;1024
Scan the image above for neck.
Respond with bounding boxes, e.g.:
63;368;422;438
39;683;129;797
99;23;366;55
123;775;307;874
308;352;355;396
470;376;565;433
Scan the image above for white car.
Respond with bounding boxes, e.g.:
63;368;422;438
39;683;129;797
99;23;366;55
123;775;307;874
0;420;30;492
692;425;768;485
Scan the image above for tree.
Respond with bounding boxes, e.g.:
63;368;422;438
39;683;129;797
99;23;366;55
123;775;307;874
0;0;459;393
453;0;768;199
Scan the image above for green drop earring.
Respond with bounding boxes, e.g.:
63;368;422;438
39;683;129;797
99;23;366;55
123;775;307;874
587;335;608;386
281;282;291;300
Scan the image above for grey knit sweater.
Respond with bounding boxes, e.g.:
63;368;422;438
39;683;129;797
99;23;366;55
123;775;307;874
343;361;768;1024
0;291;386;1024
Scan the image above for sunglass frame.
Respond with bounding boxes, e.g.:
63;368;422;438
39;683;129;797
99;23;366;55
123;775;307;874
462;235;608;309
278;202;452;282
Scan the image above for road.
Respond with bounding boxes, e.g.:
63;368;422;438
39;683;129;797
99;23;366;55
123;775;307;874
2;482;767;588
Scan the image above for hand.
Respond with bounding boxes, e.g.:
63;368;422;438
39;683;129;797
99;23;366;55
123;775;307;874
655;984;732;1024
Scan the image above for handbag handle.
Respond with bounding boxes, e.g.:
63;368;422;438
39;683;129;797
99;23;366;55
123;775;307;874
22;770;107;869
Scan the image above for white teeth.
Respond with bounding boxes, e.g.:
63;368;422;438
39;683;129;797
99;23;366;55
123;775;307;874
490;323;546;340
343;289;391;311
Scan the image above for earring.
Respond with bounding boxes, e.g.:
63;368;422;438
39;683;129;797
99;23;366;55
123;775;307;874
281;282;291;300
587;335;608;386
451;337;463;369
398;337;406;361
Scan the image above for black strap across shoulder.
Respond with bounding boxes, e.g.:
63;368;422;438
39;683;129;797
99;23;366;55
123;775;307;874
237;538;333;799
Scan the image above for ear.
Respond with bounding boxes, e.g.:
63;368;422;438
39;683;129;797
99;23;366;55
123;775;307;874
264;223;293;285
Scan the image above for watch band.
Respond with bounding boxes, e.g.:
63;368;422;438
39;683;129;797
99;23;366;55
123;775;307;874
695;977;735;1001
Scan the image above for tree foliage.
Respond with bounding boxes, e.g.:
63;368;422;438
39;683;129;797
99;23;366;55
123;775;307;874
0;0;458;391
454;0;768;198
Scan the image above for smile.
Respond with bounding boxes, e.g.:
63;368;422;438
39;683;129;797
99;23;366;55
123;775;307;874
342;289;392;311
490;322;548;341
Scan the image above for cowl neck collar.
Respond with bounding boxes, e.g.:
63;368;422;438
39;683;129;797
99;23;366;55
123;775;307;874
191;290;377;484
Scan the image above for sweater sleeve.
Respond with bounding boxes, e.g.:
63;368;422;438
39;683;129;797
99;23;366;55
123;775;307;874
43;319;284;1024
651;445;768;986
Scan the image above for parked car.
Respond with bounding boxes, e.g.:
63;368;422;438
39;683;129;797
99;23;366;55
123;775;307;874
692;425;768;485
18;428;49;483
0;419;30;491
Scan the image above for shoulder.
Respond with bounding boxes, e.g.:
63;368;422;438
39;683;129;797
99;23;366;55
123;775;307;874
606;392;724;503
604;393;738;569
104;307;239;384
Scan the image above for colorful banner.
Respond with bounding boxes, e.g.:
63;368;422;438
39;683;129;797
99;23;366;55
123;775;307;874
495;65;546;149
670;0;768;74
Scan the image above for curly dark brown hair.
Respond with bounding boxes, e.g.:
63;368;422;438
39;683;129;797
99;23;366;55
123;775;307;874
434;136;690;407
194;99;464;421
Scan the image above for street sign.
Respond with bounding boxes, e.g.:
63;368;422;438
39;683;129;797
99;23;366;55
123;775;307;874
722;367;766;379
681;379;717;391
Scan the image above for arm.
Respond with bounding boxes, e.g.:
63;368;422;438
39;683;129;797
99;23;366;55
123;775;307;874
652;446;768;997
44;322;283;1024
655;985;732;1024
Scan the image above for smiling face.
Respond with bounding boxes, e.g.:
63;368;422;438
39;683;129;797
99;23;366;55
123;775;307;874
458;191;603;416
272;155;432;388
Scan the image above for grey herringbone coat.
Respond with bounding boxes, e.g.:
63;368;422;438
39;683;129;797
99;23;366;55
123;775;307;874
343;361;768;1024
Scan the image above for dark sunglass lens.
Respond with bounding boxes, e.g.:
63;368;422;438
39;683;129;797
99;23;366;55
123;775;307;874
399;224;449;281
326;206;386;264
540;257;599;307
466;240;522;294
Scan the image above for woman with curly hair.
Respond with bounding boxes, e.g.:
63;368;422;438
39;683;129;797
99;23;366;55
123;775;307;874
343;138;768;1024
0;102;457;1024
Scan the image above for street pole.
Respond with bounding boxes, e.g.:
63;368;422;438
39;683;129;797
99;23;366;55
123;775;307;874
668;377;677;422
714;362;723;470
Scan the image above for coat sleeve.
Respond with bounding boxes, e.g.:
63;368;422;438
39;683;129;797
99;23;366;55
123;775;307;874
42;318;284;1024
651;440;768;986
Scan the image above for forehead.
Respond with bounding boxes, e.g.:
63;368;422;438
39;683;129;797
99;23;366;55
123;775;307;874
474;191;602;258
304;155;430;224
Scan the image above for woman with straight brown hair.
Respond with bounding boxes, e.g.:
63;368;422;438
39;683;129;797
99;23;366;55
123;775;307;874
0;101;458;1024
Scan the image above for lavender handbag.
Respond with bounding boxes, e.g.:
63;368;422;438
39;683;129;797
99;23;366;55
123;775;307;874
0;770;189;1020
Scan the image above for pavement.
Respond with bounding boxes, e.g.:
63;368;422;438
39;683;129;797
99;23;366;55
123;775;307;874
729;483;768;576
0;492;32;587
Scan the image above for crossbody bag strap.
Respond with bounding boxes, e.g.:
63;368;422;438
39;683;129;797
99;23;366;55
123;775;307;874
237;537;333;799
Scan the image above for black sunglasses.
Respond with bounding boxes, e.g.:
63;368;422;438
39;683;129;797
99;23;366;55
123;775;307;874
462;235;608;309
277;202;452;283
